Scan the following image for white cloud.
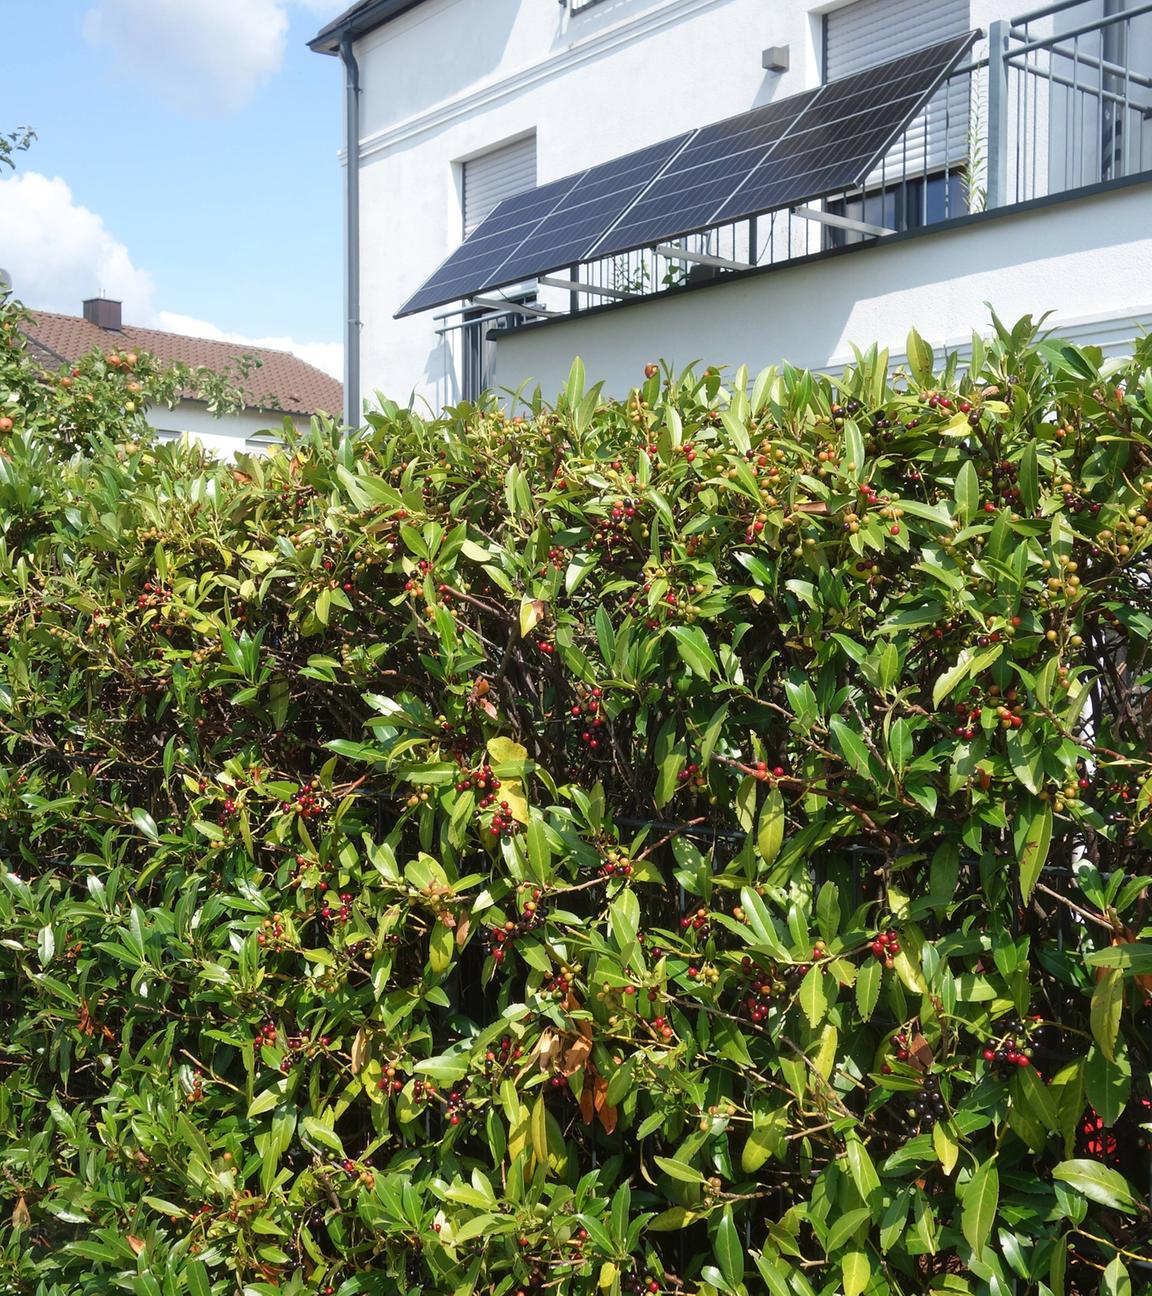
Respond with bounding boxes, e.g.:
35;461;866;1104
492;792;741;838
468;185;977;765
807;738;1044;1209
83;0;293;117
157;312;343;379
0;171;156;318
0;170;342;379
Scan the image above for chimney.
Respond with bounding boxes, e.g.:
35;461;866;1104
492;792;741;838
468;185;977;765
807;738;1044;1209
82;297;123;331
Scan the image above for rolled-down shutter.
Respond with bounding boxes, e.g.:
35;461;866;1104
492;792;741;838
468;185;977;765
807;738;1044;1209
462;136;537;237
824;0;970;182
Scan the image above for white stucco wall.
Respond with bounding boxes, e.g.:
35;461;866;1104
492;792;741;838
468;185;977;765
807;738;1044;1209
489;181;1152;394
345;0;1149;410
148;401;304;460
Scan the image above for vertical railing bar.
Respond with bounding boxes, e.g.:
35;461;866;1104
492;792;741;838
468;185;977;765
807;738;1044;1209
1122;19;1130;178
1099;22;1107;182
1073;33;1082;189
1032;43;1040;199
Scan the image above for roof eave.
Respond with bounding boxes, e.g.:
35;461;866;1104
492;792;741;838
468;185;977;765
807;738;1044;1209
307;0;430;54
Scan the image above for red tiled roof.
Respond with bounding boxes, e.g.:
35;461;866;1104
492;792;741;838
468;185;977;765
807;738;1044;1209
24;310;343;418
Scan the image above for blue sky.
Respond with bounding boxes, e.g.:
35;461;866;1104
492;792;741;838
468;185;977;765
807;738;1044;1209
0;0;345;375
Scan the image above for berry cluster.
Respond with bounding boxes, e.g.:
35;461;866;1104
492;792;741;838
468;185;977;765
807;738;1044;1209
676;760;707;791
752;761;786;783
680;906;710;939
186;1069;206;1104
890;1031;913;1064
1078;1107;1121;1166
377;1063;406;1095
744;510;770;543
570;687;605;751
737;956;782;1024
320;890;356;926
277;1031;331;1074
402;557;435;594
590;498;639;557
982;1017;1036;1076
904;1074;947;1127
869;930;901;966
598;849;633;878
256;914;286;948
136;580;172;610
444;1080;469;1126
283;780;328;820
483;1035;524;1077
543;965;578;999
486;799;521;839
456;763;499;795
484;901;546;964
537;545;569;576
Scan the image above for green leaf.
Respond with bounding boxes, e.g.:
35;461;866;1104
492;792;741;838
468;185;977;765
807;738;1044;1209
757;785;784;866
653;1156;706;1184
131;807;159;841
1085;942;1152;974
715;1206;744;1289
185;1261;212;1296
907;328;934;385
827;1208;870;1253
1052;1159;1142;1214
648;1207;699;1232
670;624;718;679
855;958;882;1022
429;919;454;976
1015;798;1052;904
798;964;826;1027
954;460;979;523
961;1161;998;1256
1090;966;1124;1061
842;1250;871;1296
1084;1045;1130;1128
829;715;877;779
36;924;55;967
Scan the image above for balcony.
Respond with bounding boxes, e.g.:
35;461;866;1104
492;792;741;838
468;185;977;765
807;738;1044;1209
445;0;1152;398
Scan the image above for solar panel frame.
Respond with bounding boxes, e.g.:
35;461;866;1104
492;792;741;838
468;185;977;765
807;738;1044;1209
397;30;979;317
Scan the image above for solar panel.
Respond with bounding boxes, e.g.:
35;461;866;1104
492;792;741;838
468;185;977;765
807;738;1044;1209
711;33;977;223
487;133;694;287
396;30;978;317
587;92;819;260
396;172;587;317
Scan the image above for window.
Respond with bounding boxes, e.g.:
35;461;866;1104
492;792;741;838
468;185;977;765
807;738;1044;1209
462;136;536;237
824;170;967;246
824;0;970;182
822;0;971;245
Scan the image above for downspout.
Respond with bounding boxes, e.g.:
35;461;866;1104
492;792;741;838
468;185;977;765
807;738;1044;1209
339;32;362;429
1101;0;1126;182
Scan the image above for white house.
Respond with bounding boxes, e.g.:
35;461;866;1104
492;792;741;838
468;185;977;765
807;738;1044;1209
23;298;343;457
310;0;1152;415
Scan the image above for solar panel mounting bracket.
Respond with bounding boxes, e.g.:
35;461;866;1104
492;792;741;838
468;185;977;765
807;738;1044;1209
537;275;635;300
471;297;559;319
792;207;896;238
654;244;753;272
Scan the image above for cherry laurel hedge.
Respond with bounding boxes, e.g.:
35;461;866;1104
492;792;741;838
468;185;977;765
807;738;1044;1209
1;302;1151;1296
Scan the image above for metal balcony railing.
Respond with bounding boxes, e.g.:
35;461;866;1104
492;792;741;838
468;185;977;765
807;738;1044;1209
449;0;1152;382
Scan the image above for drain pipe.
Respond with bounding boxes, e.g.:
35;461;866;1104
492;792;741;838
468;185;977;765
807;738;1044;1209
1101;0;1126;182
339;32;362;430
